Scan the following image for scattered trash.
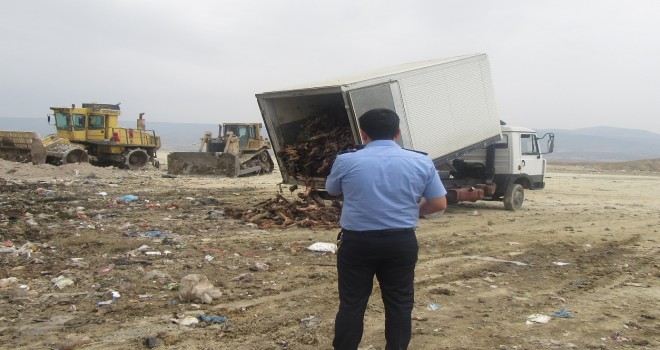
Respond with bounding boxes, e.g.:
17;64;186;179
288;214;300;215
553;261;570;266
530;339;577;348
548;293;566;302
127;244;162;257
51;275;75;289
300;315;321;327
235;273;254;282
427;303;441;311
623;282;648;287
173;316;199;326
97;191;108;197
144;336;161;348
118;194;139;202
551;307;575;318
125;230;170;238
606;334;630;342
307;242;337;253
97;290;121;306
249;262;271;271
197;313;228;324
464;255;528;266
204;255;214;262
35;188;55;196
144;270;171;280
526;314;551;325
178;274;223;304
0;277;19;288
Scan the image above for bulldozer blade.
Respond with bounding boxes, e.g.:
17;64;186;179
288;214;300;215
0;131;47;165
167;152;240;177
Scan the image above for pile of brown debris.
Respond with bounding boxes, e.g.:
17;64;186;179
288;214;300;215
225;191;341;229
277;114;354;179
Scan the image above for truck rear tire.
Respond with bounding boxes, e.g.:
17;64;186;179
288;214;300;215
503;184;524;211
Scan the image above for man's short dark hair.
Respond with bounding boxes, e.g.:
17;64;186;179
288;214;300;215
358;108;400;140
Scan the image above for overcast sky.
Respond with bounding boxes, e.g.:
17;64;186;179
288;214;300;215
2;0;660;134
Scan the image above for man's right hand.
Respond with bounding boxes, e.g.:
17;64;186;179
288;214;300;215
419;196;447;217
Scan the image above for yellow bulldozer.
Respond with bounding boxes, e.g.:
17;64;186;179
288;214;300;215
167;123;274;177
0;103;160;169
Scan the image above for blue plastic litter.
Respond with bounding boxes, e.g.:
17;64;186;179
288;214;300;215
551;307;575;318
144;230;168;238
197;314;228;324
119;195;139;202
426;303;441;311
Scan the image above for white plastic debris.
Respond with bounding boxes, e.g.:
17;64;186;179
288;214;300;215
51;275;75;289
178;274;223;304
173;316;199;326
553;262;570;266
526;314;551;325
307;242;338;253
0;277;19;288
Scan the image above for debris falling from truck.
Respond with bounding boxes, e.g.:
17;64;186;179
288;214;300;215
277;114;354;179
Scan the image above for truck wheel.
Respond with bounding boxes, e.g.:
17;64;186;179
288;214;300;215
503;184;524;211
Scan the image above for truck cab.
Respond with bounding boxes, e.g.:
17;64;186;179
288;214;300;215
443;124;555;210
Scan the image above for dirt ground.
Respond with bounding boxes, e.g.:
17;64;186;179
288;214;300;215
0;157;658;350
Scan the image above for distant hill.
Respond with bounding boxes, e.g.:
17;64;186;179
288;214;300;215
536;126;660;162
2;117;660;162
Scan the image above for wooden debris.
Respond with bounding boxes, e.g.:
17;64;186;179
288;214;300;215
225;193;341;229
277;114;354;179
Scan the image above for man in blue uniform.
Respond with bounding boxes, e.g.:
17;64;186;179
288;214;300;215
326;108;447;350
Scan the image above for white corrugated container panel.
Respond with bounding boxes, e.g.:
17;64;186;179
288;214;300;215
398;57;500;162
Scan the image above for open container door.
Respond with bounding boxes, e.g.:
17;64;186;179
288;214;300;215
346;82;412;148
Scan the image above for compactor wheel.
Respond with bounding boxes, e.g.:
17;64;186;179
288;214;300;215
125;148;150;170
61;149;89;165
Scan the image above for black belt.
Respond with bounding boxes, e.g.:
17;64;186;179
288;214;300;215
341;228;415;235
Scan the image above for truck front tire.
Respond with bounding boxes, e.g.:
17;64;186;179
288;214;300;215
503;184;524;211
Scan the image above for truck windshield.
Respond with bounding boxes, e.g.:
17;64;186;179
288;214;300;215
54;112;71;130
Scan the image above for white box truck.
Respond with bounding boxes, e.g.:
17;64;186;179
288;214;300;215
256;53;554;210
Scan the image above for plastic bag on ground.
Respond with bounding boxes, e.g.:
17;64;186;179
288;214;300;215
178;274;222;304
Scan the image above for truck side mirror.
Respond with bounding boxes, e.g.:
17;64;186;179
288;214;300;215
538;133;555;154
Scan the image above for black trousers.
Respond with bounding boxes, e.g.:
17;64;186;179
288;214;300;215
333;229;418;350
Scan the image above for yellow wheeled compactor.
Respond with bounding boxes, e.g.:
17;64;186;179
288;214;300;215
0;103;160;169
